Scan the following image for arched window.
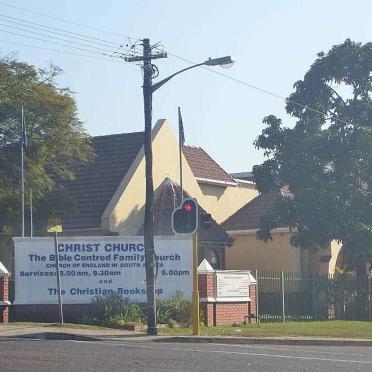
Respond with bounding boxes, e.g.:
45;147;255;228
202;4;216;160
204;247;220;269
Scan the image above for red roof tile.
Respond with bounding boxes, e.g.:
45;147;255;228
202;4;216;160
183;146;235;184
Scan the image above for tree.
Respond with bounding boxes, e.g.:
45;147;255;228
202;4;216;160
0;57;94;234
253;39;372;318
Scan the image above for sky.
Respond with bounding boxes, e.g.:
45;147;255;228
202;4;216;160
0;1;371;173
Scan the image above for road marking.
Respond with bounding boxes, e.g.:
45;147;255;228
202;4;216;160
66;340;372;365
207;342;372;358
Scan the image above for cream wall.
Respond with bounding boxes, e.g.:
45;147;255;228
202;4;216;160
300;241;341;276
226;230;342;274
199;183;258;224
225;231;302;272
101;119;258;235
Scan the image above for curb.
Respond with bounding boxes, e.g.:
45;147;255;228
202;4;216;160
3;331;372;347
14;332;100;342
157;336;372;347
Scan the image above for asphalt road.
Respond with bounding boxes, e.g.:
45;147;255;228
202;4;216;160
1;338;372;371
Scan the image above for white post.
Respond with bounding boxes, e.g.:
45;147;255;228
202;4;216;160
54;232;64;324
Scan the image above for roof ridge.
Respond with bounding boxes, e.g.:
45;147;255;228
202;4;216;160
183;145;200;149
93;131;144;139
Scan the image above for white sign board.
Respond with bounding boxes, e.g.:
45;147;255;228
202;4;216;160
215;271;250;302
13;236;192;305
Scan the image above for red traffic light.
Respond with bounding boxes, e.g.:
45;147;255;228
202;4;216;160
183;202;193;212
171;198;199;235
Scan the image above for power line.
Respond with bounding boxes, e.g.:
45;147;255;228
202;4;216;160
0;38;127;63
0;22;129;56
0;28;130;60
0;14;125;48
0;2;142;61
167;52;355;128
0;3;355;128
0;2;138;39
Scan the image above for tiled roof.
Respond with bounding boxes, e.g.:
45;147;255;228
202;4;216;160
60;132;144;230
222;192;282;231
137;179;233;245
230;172;255;182
183;146;235;184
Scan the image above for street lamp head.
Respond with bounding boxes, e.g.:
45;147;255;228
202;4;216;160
203;56;235;67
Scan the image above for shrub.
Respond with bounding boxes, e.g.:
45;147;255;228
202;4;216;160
89;292;145;326
156;291;192;326
88;291;192;328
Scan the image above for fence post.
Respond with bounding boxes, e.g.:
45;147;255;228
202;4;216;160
280;271;285;322
255;269;259;318
369;276;372;321
312;273;317;320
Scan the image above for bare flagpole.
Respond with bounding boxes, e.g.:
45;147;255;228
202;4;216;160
178;107;185;203
20;106;25;237
30;189;33;237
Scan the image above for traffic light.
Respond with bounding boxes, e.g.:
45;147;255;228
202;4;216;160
172;198;199;235
200;212;212;230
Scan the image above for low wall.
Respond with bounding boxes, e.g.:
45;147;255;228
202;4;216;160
198;271;257;326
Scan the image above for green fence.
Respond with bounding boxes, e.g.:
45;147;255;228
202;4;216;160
256;271;372;322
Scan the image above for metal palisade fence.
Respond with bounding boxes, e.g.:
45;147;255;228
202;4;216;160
255;271;372;322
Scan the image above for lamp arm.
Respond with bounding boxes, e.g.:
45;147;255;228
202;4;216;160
151;62;205;93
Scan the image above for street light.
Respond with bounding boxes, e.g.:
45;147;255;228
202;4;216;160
127;39;234;335
151;56;235;92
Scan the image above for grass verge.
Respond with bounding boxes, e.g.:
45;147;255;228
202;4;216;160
158;321;372;339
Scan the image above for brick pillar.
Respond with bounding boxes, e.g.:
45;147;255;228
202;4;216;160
249;283;257;317
248;283;257;323
198;272;215;326
0;275;10;323
198;272;214;299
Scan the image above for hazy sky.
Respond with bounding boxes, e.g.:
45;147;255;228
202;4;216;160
0;1;371;172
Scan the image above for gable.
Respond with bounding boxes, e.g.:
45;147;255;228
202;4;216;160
102;120;205;234
60;132;144;230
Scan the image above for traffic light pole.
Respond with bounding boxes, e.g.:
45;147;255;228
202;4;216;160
192;232;200;336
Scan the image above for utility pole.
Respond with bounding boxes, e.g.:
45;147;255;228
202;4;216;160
142;38;157;335
126;39;232;336
127;39;167;335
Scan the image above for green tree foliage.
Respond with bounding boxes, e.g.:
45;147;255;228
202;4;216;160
0;57;94;233
253;39;371;272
